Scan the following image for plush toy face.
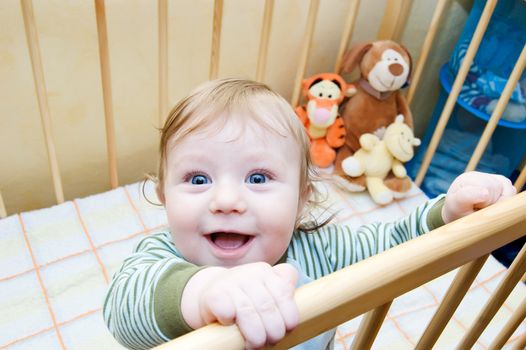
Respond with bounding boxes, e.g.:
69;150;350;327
367;48;410;92
384;116;421;162
306;80;342;127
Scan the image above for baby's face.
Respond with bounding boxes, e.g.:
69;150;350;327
162;115;304;267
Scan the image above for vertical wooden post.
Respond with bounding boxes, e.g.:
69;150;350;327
415;0;497;186
290;0;319;107
515;161;526;192
158;0;168;128
20;0;65;204
489;297;526;350
458;244;526;349
465;44;526;172
0;191;6;218
209;0;223;80
255;0;274;82
351;302;392;350
334;0;360;74
407;0;449;104
94;0;119;188
415;256;488;349
377;0;413;41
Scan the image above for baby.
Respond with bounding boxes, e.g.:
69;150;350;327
103;78;516;350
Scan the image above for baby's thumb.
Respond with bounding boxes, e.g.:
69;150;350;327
453;186;490;209
273;263;299;287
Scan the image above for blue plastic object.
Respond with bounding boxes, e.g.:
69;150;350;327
406;0;526;199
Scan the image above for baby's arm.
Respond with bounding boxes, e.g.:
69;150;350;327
328;172;516;266
103;232;205;349
181;262;299;350
442;171;516;224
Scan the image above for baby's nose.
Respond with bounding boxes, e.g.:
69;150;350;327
209;181;247;214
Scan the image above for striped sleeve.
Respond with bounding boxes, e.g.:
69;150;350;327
103;232;202;350
288;195;445;280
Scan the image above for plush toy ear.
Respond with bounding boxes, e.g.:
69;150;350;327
339;42;373;75
397;43;413;82
395;114;405;123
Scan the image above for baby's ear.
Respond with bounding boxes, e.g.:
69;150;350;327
156;184;166;204
298;183;312;214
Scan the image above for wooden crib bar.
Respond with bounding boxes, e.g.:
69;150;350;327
0;191;6;218
406;0;449;104
20;0;65;204
350;301;392;350
415;0;497;186
458;243;526;349
158;0;168;128
465;44;526;172
290;0;319;107
155;191;526;350
377;0;412;42
333;0;360;74
94;0;119;189
415;255;489;349
491;297;526;350
255;0;274;82
209;0;223;80
515;162;526;192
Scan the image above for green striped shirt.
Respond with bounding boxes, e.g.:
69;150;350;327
103;195;445;349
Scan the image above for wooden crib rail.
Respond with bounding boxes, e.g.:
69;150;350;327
415;0;497;186
154;191;526;350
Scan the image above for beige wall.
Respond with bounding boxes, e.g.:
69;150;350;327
0;0;471;214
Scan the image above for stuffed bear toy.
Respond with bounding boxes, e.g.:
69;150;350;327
341;115;421;205
334;40;414;196
295;73;356;168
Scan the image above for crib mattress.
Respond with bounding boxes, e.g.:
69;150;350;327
1;180;524;349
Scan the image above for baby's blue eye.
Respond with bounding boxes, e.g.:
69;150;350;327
191;175;209;185
247;173;267;184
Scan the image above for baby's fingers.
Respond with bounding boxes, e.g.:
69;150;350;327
243;282;288;345
269;264;299;331
200;288;236;325
230;288;267;349
494;175;516;201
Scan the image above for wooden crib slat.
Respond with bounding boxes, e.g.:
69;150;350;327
457;243;526;349
350;301;392;350
415;255;489;350
407;0;449;105
154;192;526;350
94;0;119;189
377;0;413;42
0;190;6;218
414;0;497;186
290;0;320;107
465;44;526;172
20;0;65;204
158;0;168;128
515;161;526;192
334;0;360;74
209;0;223;80
255;0;274;82
489;297;526;350
512;331;526;350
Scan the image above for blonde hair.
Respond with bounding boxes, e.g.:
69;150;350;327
155;78;330;230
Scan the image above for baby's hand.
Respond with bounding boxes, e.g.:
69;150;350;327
199;262;299;349
442;171;516;224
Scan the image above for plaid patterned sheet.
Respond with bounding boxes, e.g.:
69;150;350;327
1;180;524;349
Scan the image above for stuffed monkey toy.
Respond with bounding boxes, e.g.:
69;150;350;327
334;40;414;196
296;73;356;168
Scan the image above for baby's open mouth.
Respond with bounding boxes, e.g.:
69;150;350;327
207;232;254;250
